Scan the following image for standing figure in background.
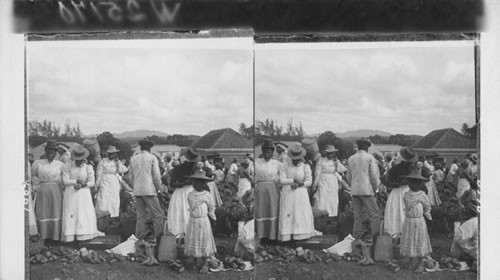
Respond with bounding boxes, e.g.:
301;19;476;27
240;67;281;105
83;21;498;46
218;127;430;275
55;143;71;164
346;139;382;238
213;162;226;190
456;161;471;200
31;140;65;241
313;145;347;218
278;143;315;242
61;145;99;242
445;158;459;187
237;159;254;198
425;158;442;207
467;154;478;181
255;139;282;242
95;146;128;218
129;139;165;240
227;157;240;186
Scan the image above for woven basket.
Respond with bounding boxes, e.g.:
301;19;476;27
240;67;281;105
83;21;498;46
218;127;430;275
30;239;44;256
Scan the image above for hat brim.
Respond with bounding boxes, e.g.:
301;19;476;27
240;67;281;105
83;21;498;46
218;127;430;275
138;140;154;147
107;149;120;154
324;148;338;153
404;174;429;181
71;149;89;161
185;155;201;163
288;149;307;160
186;174;212;181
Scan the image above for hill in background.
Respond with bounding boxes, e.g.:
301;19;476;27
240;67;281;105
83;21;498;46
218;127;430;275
336;129;393;138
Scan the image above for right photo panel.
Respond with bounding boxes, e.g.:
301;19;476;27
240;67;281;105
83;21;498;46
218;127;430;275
254;39;478;280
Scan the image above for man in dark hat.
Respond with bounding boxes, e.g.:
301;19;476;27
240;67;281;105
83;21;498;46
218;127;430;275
129;139;164;239
346;139;382;239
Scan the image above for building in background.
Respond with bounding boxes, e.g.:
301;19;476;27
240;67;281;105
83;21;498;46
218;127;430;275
190;128;253;164
132;144;182;159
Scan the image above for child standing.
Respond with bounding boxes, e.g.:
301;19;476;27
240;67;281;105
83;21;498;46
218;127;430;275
400;170;433;273
184;170;217;274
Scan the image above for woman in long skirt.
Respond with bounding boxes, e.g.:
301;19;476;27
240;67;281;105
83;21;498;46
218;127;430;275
237;160;253;198
384;147;417;237
456;161;471;200
313;145;346;218
61;145;99;242
32;140;65;241
278;144;315;241
255;139;281;241
426;163;442;206
168;148;199;236
95;146;128;218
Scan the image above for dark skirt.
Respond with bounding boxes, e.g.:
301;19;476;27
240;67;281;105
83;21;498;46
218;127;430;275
255;181;280;240
35;182;63;240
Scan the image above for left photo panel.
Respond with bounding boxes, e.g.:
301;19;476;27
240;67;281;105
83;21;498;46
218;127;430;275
26;34;255;279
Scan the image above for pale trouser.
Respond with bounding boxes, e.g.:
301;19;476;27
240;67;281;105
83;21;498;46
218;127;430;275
352;195;380;237
135;196;165;238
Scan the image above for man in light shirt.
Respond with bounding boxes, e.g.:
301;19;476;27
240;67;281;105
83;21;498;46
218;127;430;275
451;200;479;272
129;139;164;239
346;139;382;238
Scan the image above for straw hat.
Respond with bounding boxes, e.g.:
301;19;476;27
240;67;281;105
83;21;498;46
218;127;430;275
287;143;306;160
324;145;338;153
71;145;89;161
275;142;288;151
106;146;120;154
470;153;478;164
186;169;212;181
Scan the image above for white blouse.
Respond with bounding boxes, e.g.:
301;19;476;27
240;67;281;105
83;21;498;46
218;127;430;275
255;158;281;183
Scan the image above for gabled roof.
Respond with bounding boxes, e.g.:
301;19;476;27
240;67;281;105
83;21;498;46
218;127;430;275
191;128;252;149
413;128;476;149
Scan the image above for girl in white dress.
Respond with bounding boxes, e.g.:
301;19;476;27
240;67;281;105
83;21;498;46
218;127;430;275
313;145;346;217
95;146;128;218
278;143;315;242
61;145;99;242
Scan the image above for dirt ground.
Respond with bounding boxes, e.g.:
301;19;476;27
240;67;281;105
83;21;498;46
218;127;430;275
29;234;477;280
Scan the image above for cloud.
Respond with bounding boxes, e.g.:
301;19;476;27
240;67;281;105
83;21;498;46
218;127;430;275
27;39;253;136
256;44;475;135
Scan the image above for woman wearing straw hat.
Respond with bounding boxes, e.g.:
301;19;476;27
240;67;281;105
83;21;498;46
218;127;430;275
95;145;128;218
312;144;347;218
255;138;282;242
384;147;418;237
168;147;200;236
31;140;66;241
278;143;315;242
61;145;99;242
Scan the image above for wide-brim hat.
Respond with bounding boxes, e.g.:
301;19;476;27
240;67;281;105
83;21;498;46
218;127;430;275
470;153;478;163
261;138;275;150
56;142;70;149
287;143;306;160
106;145;120;154
356;138;372;148
184;147;200;162
324;145;338;153
138;139;154;148
71;145;89;160
186;170;212;181
400;147;418;162
45;140;58;150
404;170;429;182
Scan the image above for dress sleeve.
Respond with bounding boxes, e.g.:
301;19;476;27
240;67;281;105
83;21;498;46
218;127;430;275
207;194;216;220
95;161;104;188
86;164;95;188
303;164;312;188
279;162;293;185
118;162;128;174
62;164;77;186
422;193;432;220
336;161;347;173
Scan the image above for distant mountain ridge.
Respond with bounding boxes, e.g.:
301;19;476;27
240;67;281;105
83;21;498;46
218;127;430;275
113;130;169;139
336;129;393;138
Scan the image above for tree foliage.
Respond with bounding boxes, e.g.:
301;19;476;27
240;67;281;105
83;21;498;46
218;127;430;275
255;118;305;137
239;123;255;139
28;119;84;148
461;122;477;140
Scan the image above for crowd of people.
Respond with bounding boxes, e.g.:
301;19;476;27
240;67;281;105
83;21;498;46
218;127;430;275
254;137;479;273
28;139;255;273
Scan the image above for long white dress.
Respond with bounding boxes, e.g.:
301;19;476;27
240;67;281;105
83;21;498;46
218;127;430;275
184;191;217;257
313;158;346;217
237;167;253;198
61;162;99;242
168;184;194;236
425;165;441;206
279;162;315;241
95;158;128;218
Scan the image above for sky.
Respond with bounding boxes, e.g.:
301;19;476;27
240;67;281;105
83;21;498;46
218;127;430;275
27;38;254;136
255;41;476;136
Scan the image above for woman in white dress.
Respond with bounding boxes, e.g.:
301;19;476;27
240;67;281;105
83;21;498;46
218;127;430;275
167;148;199;236
237;159;254;198
61;145;99;242
384;147;417;237
95;146;128;218
278;143;315;241
425;158;442;206
31;140;65;241
456;161;471;200
313;145;346;217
